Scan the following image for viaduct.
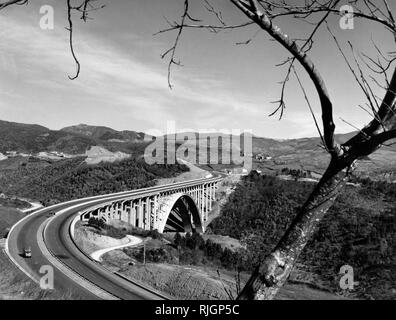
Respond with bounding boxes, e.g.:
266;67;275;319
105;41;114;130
79;176;223;233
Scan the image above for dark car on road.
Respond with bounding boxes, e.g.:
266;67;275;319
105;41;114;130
23;247;32;258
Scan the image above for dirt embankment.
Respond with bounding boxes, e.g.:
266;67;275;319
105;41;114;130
102;250;238;300
204;174;242;227
84;146;130;165
156;158;210;185
202;234;245;252
74;222;130;255
101;249;346;300
75;221;347;300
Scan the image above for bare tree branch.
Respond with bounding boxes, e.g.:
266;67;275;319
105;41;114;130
64;0;104;80
0;0;27;11
66;0;80;80
230;0;340;156
160;0;191;89
292;66;326;150
270;1;339;121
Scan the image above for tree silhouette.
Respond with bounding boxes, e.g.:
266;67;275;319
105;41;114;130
158;0;396;299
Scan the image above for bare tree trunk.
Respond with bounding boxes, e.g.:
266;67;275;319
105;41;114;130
238;160;351;300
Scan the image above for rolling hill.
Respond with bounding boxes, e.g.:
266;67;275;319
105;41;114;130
61;124;152;143
251;131;396;180
0;120;96;154
0;120;152;155
0;119;394;180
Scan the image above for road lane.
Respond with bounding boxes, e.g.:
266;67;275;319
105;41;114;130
46;201;163;299
7;175;223;299
11;202;102;299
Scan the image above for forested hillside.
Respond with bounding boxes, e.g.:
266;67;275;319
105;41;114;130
0;120;97;154
61;124;151;142
0;156;188;205
209;173;396;299
0;120;151;155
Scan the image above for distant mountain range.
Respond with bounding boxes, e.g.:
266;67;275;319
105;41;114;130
0;119;394;180
0;120;151;155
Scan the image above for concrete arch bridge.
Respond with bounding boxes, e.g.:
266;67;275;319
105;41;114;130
79;177;222;233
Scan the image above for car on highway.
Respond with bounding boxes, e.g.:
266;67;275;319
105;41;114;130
23;247;32;258
47;211;56;217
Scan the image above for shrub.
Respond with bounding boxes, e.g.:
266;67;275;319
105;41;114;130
87;217;105;229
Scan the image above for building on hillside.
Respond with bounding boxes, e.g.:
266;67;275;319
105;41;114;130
19;153;32;157
5;151;17;157
254;153;272;161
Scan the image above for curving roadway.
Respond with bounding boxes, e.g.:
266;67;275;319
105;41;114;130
6;176;223;300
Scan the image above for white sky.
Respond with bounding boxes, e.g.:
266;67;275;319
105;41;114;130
0;0;394;139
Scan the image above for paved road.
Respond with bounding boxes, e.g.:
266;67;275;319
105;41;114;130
90;235;142;262
6;176;223;300
8;199;100;299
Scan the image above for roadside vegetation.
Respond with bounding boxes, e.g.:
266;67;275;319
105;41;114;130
123;232;244;270
86;217;162;240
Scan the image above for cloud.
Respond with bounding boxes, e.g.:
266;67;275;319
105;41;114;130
0;6;324;139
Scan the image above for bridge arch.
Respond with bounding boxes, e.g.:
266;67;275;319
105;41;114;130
157;193;203;233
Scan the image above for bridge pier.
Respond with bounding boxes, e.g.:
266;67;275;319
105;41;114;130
131;201;136;226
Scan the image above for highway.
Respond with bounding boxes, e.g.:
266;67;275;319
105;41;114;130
6;175;223;300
